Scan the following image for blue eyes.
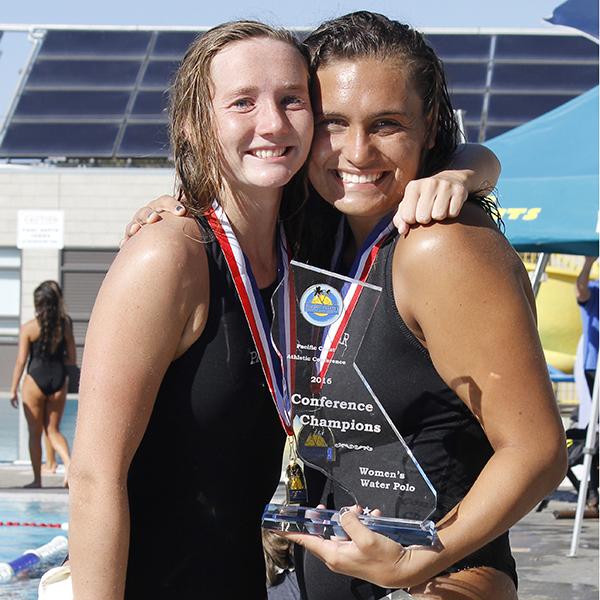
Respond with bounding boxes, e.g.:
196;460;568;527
230;96;305;111
232;98;252;109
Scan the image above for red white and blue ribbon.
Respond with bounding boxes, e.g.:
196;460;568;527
315;215;395;381
205;201;295;435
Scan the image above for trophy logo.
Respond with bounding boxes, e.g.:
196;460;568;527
299;284;343;327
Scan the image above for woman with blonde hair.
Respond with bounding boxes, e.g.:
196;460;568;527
9;280;75;487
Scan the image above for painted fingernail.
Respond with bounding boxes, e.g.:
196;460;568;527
339;506;351;517
175;205;185;212
146;211;157;221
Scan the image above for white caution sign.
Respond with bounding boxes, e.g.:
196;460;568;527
17;210;64;249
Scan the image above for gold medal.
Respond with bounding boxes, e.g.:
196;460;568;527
285;436;308;505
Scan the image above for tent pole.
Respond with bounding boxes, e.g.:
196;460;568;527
567;352;599;557
531;253;551;296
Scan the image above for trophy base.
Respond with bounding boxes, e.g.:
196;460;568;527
262;503;437;547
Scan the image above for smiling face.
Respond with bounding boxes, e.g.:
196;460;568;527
210;38;313;200
308;58;434;225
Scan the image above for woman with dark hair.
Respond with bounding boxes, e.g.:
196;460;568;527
9;280;75;488
283;12;566;600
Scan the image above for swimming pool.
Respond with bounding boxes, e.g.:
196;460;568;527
0;495;68;599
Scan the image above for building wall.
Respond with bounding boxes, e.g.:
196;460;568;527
0;166;175;390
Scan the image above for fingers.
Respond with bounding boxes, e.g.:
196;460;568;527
446;186;468;218
393;212;409;237
396;176;469;235
282;532;335;563
149;194;186;215
338;507;377;549
400;180;432;226
120;197;186;248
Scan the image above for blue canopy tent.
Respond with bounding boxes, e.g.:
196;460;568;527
486;86;599;257
486;86;599;556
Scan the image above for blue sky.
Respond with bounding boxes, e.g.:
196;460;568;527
0;0;563;28
0;0;566;127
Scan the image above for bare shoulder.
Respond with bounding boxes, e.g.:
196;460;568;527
395;202;526;283
98;214;209;341
110;214;208;296
393;203;533;334
21;319;39;339
116;214;206;269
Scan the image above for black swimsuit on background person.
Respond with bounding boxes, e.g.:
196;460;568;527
125;220;285;599
27;328;67;395
296;234;517;600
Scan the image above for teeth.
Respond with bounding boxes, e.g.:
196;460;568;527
337;171;382;184
252;147;286;159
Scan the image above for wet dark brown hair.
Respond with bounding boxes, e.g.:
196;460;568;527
297;11;500;264
305;11;458;177
34;280;66;357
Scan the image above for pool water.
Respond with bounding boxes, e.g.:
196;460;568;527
0;496;68;599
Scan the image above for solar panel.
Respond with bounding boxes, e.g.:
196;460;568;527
492;63;598;92
14;90;130;118
116;123;170;157
142;60;180;88
39;30;152;57
487;93;576;122
444;63;488;91
1;123;119;156
0;28;597;158
494;34;598;60
426;34;491;60
28;59;142;88
152;31;199;57
131;91;169;117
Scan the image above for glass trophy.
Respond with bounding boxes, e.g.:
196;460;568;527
262;261;438;546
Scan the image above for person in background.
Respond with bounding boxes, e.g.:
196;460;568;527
576;256;599;394
41;280;66;474
9;280;75;487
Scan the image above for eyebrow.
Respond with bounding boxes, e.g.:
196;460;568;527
317;110;412;120
225;83;308;98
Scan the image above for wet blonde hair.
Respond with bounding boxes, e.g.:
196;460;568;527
169;21;309;216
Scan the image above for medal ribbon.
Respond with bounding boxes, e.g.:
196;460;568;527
205;201;294;435
316;215;395;382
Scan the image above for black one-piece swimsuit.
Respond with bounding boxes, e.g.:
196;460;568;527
125;224;285;599
28;331;67;395
296;234;517;600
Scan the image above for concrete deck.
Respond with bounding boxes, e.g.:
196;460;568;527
0;463;597;599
